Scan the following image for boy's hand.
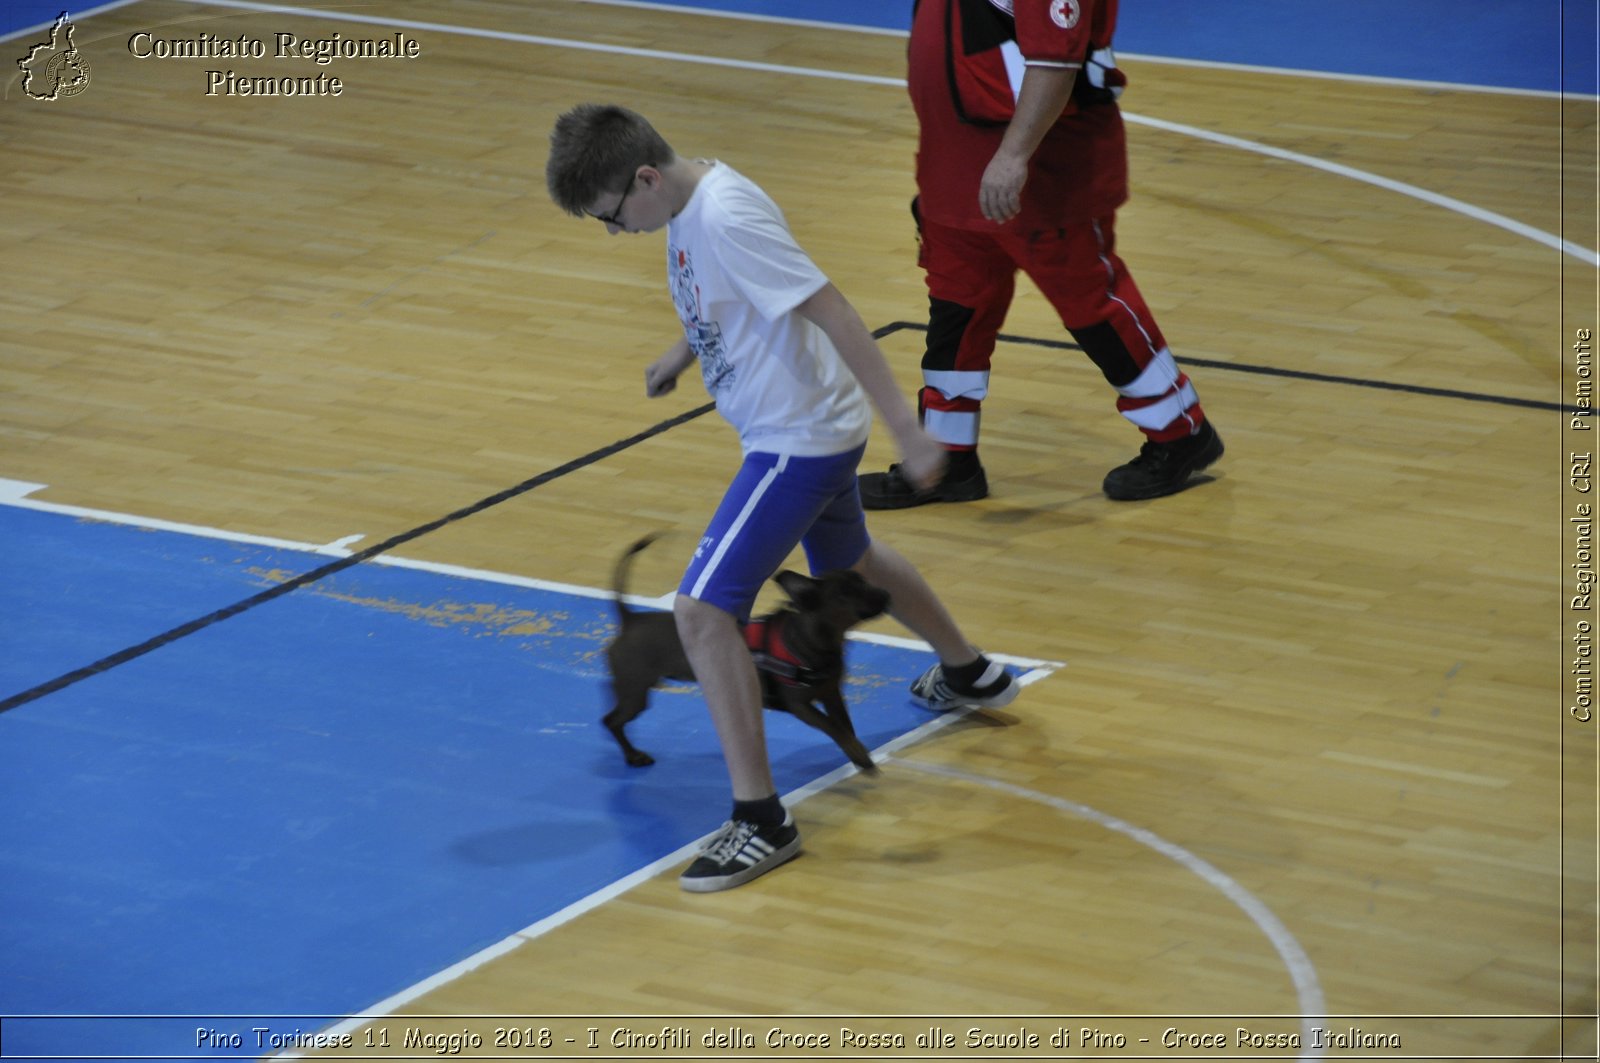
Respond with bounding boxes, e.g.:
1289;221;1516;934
896;425;949;491
645;342;692;397
644;362;679;397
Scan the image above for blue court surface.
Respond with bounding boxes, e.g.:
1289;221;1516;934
0;501;1006;1060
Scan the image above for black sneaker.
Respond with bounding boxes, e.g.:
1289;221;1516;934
859;461;988;510
909;660;1018;712
679;813;802;892
1102;421;1224;501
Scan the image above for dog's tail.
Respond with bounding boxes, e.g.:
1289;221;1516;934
612;533;664;618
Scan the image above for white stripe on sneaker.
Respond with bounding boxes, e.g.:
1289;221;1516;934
974;661;1006;690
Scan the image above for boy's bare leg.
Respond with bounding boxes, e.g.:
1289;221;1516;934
673;593;774;800
851;540;979;666
852;539;1016;712
673;593;802;893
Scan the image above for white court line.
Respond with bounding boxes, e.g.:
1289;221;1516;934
277;667;1329;1063
33;468;1277;1040
4;0;1485;1036
169;0;1599;266
0;477;1064;667
568;0;908;38
896;760;1328;1061
0;0;142;43
270;672;1059;1057
171;0;905;85
0;475;689;604
10;0;1525;1032
2;474;1067;1049
0;479;360;555
1115;50;1591;100
23;0;1581;99
1123;112;1600;268
568;0;1593;100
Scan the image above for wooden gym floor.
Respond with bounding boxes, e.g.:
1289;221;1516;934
1;0;1595;1059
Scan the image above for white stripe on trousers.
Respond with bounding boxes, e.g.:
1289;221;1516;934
923;408;980;447
1120;381;1200;430
1116;347;1182;399
923;368;990;401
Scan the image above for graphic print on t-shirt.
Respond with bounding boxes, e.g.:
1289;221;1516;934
670;247;734;395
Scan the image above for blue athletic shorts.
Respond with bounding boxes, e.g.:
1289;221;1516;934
679;444;871;621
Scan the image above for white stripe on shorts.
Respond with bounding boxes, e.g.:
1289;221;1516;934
689;454;788;600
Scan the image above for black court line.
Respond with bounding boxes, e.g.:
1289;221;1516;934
3;320;1575;714
878;322;1586;415
0;400;718;715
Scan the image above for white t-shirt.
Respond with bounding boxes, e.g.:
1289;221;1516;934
666;163;872;457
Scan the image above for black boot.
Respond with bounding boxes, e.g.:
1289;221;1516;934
1102;421;1224;501
858;456;988;510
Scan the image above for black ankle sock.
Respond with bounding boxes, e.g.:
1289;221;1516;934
946;449;980;474
733;794;786;828
943;654;995;691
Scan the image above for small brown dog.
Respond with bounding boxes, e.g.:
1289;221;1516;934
603;534;890;772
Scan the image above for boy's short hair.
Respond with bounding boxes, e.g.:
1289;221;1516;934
546;104;676;217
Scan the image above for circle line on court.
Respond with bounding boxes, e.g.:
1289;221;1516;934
894;757;1330;1061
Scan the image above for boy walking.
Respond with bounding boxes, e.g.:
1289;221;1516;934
547;104;1017;892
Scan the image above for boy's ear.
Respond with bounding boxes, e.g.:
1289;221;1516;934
774;570;820;608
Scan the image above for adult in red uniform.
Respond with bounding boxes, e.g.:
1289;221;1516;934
859;0;1223;505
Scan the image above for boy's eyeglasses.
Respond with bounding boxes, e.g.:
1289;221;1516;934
590;175;635;226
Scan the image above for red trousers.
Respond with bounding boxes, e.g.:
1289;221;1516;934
916;212;1204;449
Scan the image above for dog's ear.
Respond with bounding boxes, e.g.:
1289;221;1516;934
774;570;821;609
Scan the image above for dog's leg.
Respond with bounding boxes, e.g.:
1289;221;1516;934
779;688;878;774
815;683;859;738
816;685;875;772
603;681;656;767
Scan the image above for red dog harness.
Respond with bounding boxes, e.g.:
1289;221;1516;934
744;613;828;688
